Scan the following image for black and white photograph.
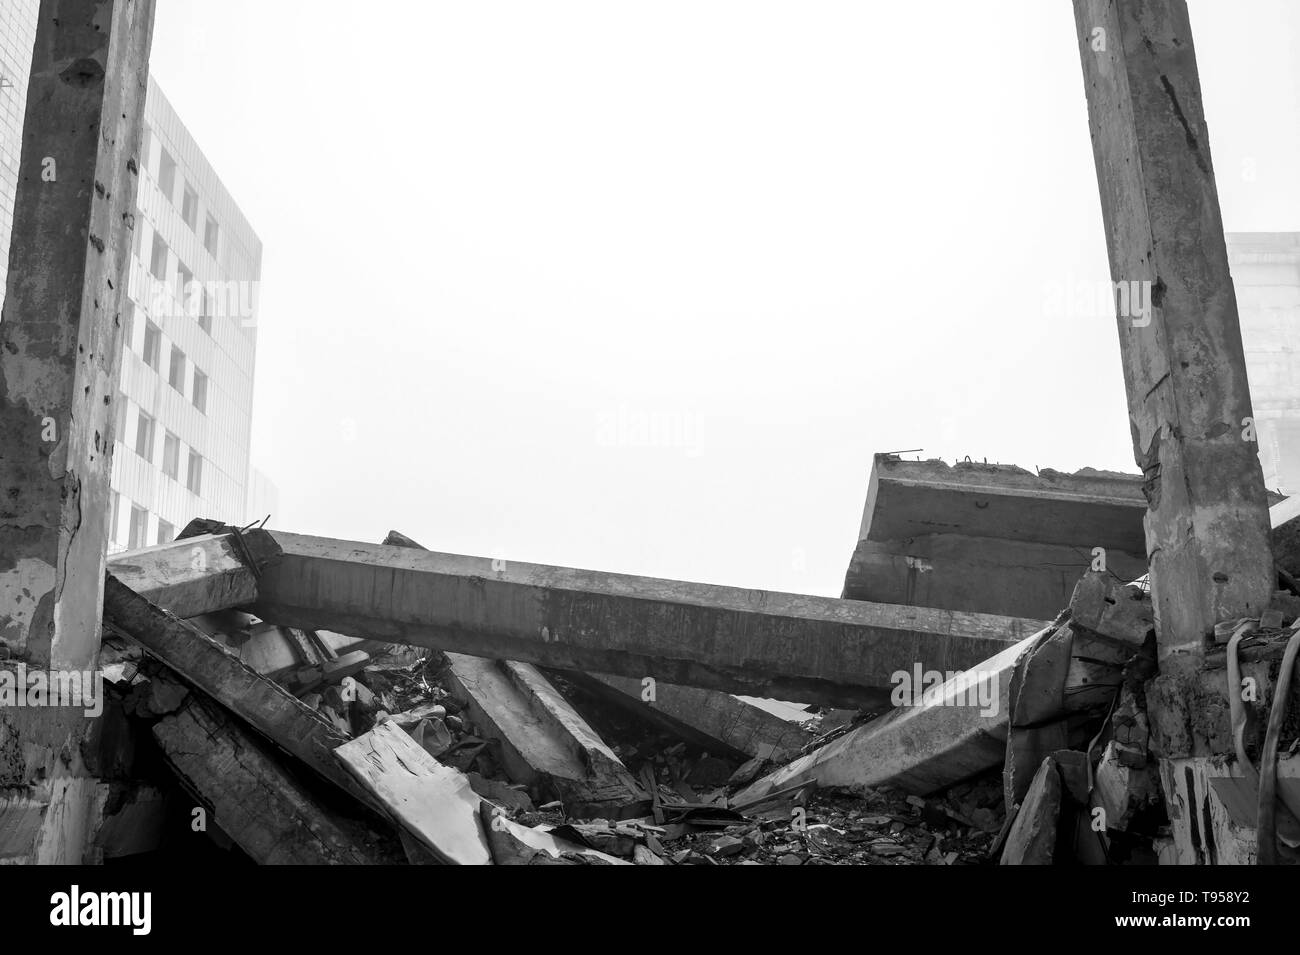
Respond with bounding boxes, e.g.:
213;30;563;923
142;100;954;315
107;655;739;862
0;0;1297;933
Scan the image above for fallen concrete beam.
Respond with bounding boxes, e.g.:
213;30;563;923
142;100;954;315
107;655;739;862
154;695;398;865
733;634;1032;801
562;671;813;763
213;529;1044;708
443;654;646;817
102;575;376;811
843;456;1149;620
734;593;1152;804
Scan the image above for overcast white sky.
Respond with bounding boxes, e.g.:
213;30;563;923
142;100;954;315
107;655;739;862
146;1;1299;597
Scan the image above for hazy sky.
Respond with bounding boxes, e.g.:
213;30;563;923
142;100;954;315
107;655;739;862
146;1;1299;597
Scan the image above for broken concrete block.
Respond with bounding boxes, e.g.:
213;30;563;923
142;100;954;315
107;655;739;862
334;721;493;865
1093;740;1159;833
1000;757;1062;865
841;456;1148;620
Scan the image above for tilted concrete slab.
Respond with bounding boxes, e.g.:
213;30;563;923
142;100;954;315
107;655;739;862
562;671;813;763
842;455;1149;620
217;529;1044;708
732;635;1034;801
443;654;646;816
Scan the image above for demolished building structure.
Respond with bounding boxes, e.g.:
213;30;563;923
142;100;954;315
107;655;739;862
2;0;1300;866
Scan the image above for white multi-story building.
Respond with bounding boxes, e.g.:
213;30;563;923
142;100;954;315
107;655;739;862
109;77;262;550
1229;233;1300;496
0;6;262;551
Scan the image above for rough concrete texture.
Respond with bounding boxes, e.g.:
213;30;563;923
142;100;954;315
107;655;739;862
0;0;154;864
240;530;1042;709
1075;0;1275;665
843;455;1148;619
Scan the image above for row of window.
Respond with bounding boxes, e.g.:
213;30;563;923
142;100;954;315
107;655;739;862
149;127;221;258
114;398;205;496
110;492;175;550
146;232;213;335
136;408;204;495
125;302;208;413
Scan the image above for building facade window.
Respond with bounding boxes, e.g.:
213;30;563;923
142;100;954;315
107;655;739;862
192;369;208;414
157;146;177;203
142;319;161;370
176;262;193;314
110;491;120;543
186;450;203;495
156;519;174;546
182;184;198;230
114;394;127;443
203;214;220;257
123;301;135;351
150;233;168;282
134;410;155;462
128;505;149;550
198;287;212;335
162;431;180;479
168;345;185;391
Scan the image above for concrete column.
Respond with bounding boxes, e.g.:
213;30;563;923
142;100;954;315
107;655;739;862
0;0;153;863
1073;0;1273;670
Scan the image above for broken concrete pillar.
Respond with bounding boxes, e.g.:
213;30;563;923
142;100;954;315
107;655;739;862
843;456;1149;619
219;529;1044;708
1075;0;1280;865
1074;0;1274;667
0;0;153;863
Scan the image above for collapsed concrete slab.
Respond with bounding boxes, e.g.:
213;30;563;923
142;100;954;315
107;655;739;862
335;721;628;865
842;455;1149;620
189;529;1043;708
562;671;813;763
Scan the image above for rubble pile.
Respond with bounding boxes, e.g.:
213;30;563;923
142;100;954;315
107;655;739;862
80;499;1300;866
